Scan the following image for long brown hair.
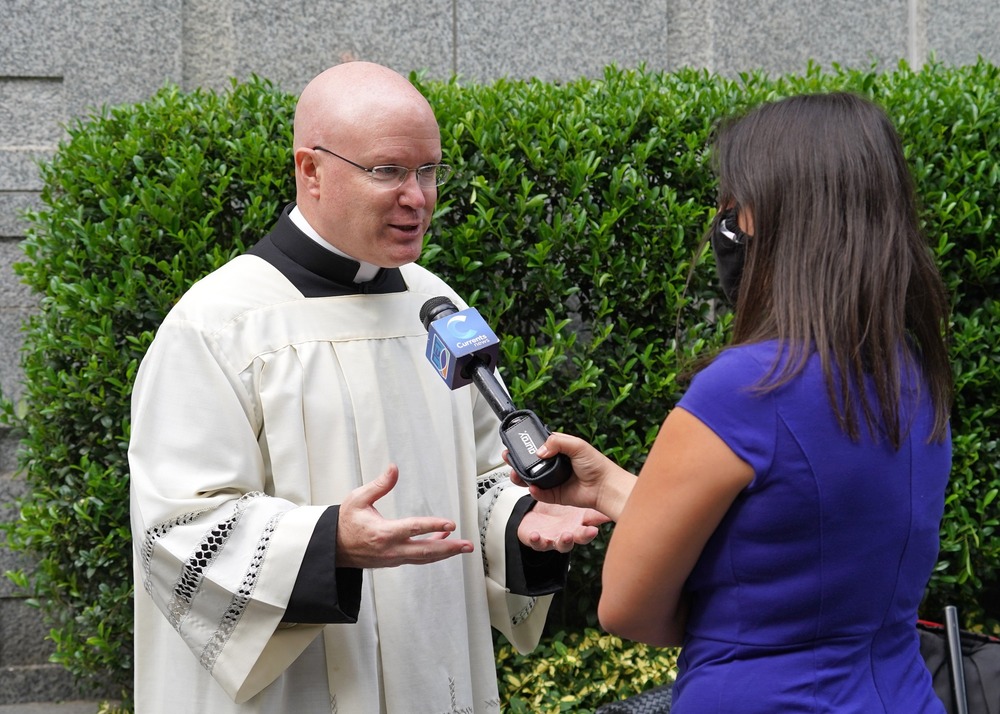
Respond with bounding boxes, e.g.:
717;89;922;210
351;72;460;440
708;92;951;447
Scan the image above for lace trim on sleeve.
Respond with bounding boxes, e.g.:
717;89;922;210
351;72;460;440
200;510;286;672
511;597;538;627
166;492;265;627
477;469;510;578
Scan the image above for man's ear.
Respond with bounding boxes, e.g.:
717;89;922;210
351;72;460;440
295;148;322;196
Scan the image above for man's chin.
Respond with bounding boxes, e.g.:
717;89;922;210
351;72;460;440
381;241;424;267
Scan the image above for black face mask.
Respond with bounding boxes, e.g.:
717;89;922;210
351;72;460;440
710;208;751;304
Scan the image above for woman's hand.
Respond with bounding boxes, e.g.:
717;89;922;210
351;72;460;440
508;432;637;522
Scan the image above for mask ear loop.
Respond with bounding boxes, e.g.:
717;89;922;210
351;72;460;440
719;207;750;245
673;208;738;349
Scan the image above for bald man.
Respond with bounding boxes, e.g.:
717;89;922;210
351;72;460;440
128;62;603;713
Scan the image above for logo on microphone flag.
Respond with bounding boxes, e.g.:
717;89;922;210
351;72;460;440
444;314;477;340
429;333;451;380
423;306;501;389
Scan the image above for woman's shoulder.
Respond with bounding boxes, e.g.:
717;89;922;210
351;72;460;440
699;341;782;382
679;342;782;478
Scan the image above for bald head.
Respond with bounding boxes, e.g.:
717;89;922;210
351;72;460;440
293;62;438;153
290;62;444;268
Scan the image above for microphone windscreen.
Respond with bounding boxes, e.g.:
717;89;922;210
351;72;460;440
419;296;458;330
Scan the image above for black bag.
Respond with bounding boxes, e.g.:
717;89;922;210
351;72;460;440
918;615;1000;714
595;683;672;714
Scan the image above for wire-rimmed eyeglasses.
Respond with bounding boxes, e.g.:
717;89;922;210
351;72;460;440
312;145;452;189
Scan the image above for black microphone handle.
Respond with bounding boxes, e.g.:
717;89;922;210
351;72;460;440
467;357;517;419
419;295;571;488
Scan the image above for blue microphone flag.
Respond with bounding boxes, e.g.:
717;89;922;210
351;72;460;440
424;307;501;389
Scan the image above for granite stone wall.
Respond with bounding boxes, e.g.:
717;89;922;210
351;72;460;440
2;0;999;704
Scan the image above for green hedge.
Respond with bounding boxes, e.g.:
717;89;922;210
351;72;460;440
3;61;999;706
497;629;677;713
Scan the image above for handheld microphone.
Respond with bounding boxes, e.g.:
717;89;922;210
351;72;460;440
419;296;572;489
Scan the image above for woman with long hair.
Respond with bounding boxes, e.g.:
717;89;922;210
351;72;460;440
522;92;952;712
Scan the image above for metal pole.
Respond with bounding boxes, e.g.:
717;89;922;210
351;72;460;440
944;605;969;714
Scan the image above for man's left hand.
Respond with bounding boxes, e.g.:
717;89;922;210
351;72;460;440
518;502;609;553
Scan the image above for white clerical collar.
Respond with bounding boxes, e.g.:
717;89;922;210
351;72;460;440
289;205;381;283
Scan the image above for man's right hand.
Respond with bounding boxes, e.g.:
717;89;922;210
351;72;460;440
335;463;474;568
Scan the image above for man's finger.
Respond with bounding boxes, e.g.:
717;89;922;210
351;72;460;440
393;536;475;565
350;463;400;508
401;516;459;538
